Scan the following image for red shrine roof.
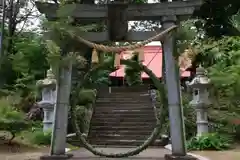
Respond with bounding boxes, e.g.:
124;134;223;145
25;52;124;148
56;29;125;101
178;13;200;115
109;45;190;79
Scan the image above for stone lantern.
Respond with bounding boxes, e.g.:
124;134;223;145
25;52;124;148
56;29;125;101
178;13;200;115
187;66;211;137
36;68;57;133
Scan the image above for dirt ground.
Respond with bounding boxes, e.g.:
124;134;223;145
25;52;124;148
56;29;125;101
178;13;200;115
193;146;240;160
0;142;48;160
0;131;48;160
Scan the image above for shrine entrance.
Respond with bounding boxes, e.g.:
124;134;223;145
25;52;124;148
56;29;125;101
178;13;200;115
35;0;202;160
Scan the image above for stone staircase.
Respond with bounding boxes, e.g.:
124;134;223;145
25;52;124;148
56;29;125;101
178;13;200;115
87;86;168;147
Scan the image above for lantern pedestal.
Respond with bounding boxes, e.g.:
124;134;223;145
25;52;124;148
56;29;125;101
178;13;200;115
196;105;209;137
38;101;55;133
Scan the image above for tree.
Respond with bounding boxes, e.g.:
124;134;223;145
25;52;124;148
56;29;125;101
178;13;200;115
4;0;41;54
194;0;240;38
0;0;43;87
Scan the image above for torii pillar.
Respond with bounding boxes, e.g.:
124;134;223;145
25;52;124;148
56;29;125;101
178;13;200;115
161;16;196;160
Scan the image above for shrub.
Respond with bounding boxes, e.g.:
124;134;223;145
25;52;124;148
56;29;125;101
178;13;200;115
124;54;142;86
0;98;30;143
30;129;52;145
187;133;232;151
78;89;97;105
31;121;43;132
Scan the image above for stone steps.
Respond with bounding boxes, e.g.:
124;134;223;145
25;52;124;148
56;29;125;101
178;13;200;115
93;113;156;119
90;130;155;135
92;117;156;123
87;87;166;147
95;104;152;108
87;139;167;147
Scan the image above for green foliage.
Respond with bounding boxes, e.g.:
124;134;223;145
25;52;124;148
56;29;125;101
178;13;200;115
0;98;29;141
194;36;240;104
132;0;147;4
187;133;232;151
74;89;96;135
195;0;240;37
77;89;97;105
75;105;86;133
82;56;114;88
11;34;48;75
195;36;240;67
124;54;142;86
0;31;48;113
31;121;43;132
75;105;93;135
30;129;52;145
45;40;62;75
176;20;202;54
10;33;48;87
90;70;111;86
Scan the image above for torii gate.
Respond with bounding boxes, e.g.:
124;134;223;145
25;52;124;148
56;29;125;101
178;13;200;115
35;0;202;160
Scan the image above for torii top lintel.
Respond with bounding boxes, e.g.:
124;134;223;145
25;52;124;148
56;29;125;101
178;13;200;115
35;0;202;21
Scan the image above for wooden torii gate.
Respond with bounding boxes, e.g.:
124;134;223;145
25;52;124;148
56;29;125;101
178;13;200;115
35;0;202;159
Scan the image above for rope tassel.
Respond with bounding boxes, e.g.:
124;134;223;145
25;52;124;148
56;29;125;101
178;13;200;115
91;49;99;64
114;53;121;68
136;48;144;62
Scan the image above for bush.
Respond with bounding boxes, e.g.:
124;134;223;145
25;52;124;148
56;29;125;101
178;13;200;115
31;121;43;132
78;89;97;105
0;98;29;142
30;129;52;145
124;54;142;86
187;133;232;151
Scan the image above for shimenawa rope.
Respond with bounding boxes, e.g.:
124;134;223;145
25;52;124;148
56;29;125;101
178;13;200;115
66;25;177;53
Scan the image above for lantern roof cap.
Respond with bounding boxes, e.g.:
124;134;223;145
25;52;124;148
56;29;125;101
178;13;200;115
188;66;211;87
36;68;56;88
196;66;205;75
